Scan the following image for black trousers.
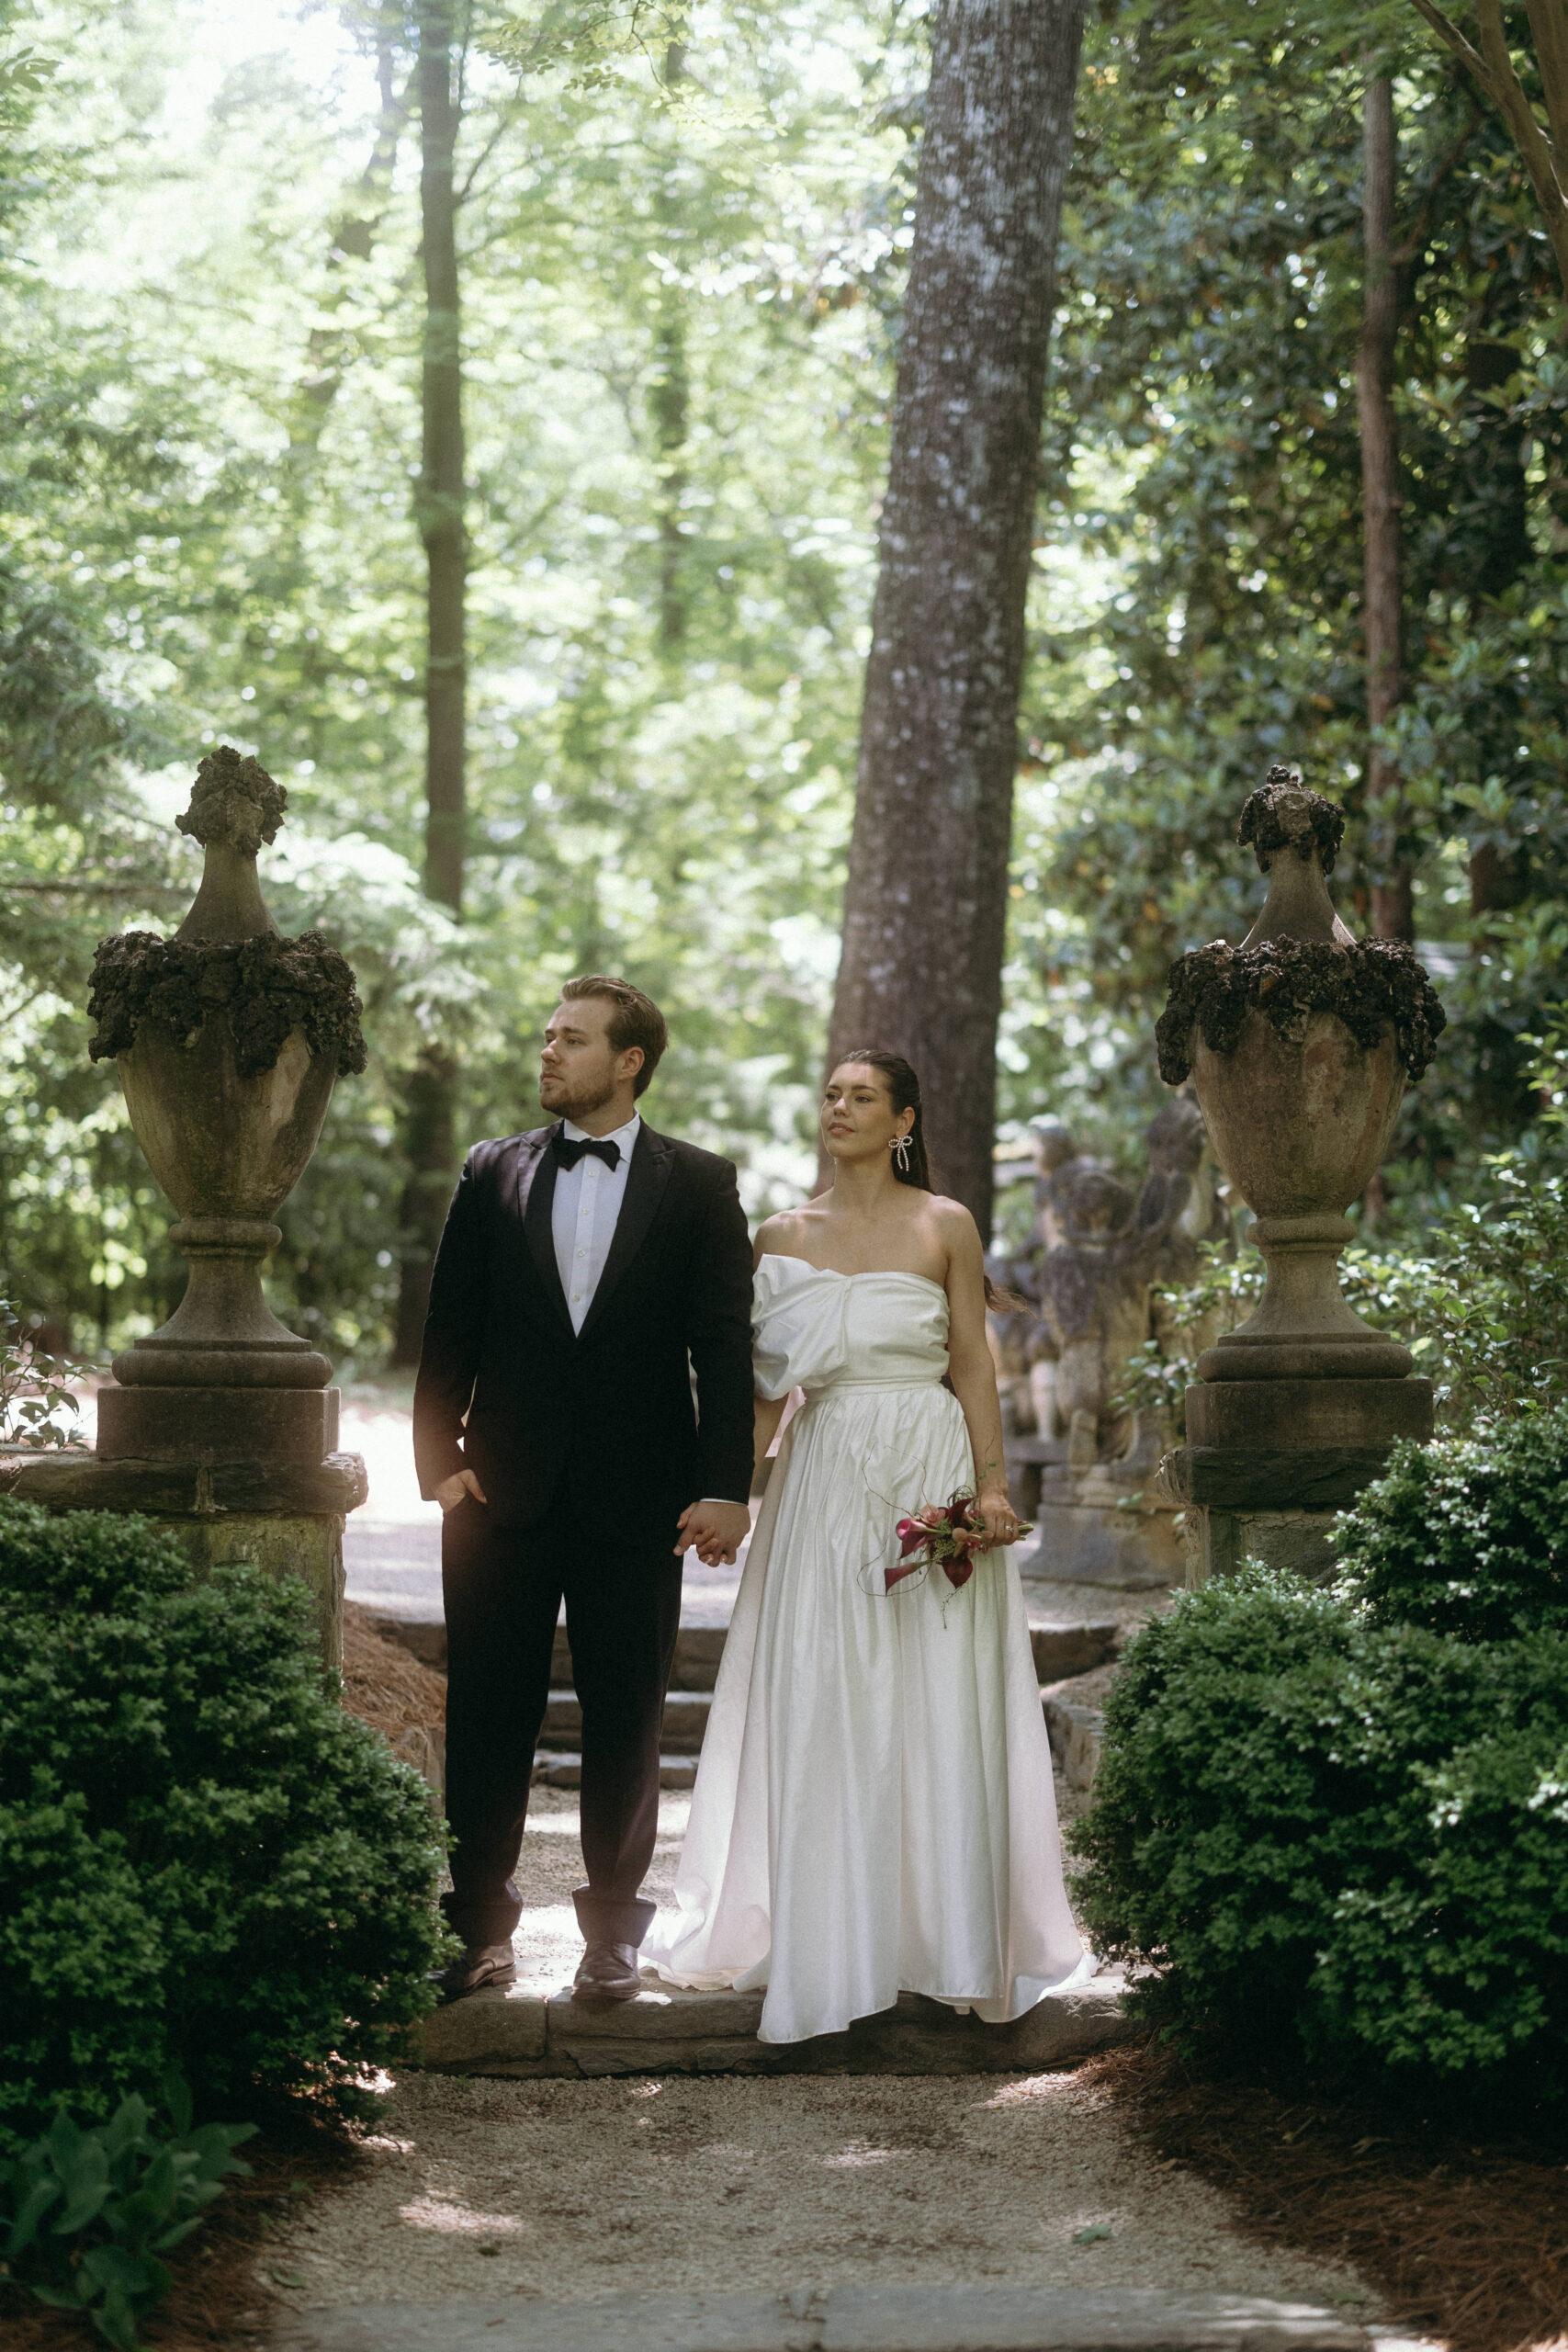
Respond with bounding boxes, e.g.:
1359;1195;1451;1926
440;1498;682;1949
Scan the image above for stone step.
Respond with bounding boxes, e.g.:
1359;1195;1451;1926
541;1687;1106;1785
532;1751;696;1792
1043;1697;1106;1794
1032;1620;1120;1680
415;1970;1134;2080
387;1711;1098;1801
539;1689;712;1754
271;2284;1409;2352
371;1614;1118;1688
381;1684;1102;1793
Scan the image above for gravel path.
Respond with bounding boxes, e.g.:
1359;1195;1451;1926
260;1790;1372;2321
262;2067;1372;2313
298;1448;1337;2327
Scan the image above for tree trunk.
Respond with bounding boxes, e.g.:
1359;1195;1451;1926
1408;0;1568;296
288;21;409;469
417;0;467;918
652;41;688;657
826;0;1088;1237
390;1046;458;1364
1356;74;1414;943
651;291;688;653
392;0;467;1366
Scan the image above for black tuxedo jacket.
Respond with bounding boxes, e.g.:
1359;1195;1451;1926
412;1121;755;1538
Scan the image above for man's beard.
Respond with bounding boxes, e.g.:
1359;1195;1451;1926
541;1069;617;1123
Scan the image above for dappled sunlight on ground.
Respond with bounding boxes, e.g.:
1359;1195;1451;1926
981;2072;1098;2109
265;2069;1374;2312
396;2200;525;2240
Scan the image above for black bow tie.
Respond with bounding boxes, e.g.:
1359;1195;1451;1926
553;1132;622;1172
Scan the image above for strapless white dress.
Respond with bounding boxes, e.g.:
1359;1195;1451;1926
644;1253;1089;2044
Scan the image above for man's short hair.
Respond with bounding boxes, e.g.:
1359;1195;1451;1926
559;975;668;1097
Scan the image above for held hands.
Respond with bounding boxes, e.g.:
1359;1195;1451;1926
434;1467;487;1512
676;1498;751;1566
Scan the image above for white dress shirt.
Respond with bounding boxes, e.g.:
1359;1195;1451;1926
547;1107;742;1528
551;1111;642;1333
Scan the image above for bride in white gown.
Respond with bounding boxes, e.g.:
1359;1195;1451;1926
645;1048;1089;2044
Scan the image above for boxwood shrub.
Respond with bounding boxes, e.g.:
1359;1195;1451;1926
0;1498;450;2149
1334;1410;1568;1643
1070;1408;1568;2091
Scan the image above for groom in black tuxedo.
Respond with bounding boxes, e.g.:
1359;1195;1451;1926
412;977;754;2002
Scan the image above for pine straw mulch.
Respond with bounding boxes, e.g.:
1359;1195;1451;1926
1081;2032;1568;2352
0;2104;369;2351
339;1600;446;1770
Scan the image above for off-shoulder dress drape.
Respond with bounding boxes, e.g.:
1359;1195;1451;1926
643;1253;1089;2045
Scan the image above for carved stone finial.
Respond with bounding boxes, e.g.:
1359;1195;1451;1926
1234;763;1354;953
171;747;284;945
175;744;287;855
1237;767;1346;877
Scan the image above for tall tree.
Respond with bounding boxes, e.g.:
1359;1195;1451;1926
392;0;467;1364
288;12;411;474
1409;0;1568;290
651;37;689;660
1357;71;1414;941
827;0;1089;1234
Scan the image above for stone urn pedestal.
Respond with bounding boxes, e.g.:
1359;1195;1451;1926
1153;767;1446;1585
3;749;370;1665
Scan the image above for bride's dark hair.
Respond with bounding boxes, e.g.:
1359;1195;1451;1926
835;1046;932;1191
833;1047;1021;1311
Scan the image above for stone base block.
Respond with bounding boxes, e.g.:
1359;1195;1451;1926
161;1510;346;1668
1157;1432;1430;1591
413;1973;1133;2080
1183;1506;1341;1589
1158;1445;1399;1513
0;1445;364;1668
1186;1376;1432;1452
2;1446;367;1518
95;1380;341;1465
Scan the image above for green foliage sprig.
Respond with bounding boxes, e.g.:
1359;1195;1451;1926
481;1;687;90
3;2081;254;2351
0;1299;92;1449
0;46;55;132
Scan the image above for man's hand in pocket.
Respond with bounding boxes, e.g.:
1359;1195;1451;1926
435;1468;487;1512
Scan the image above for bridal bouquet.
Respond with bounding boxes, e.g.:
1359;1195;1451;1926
886;1488;1032;1594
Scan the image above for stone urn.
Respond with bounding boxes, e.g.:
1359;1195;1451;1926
86;747;367;1464
1154;765;1445;1453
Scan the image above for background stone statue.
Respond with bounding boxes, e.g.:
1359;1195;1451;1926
990;1093;1228;1589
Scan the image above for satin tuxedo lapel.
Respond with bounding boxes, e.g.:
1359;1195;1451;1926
579;1123;675;1342
412;1114;755;1525
517;1126;575;1342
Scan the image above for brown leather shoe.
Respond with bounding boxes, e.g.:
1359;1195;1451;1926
431;1942;516;2004
571;1938;642;2003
